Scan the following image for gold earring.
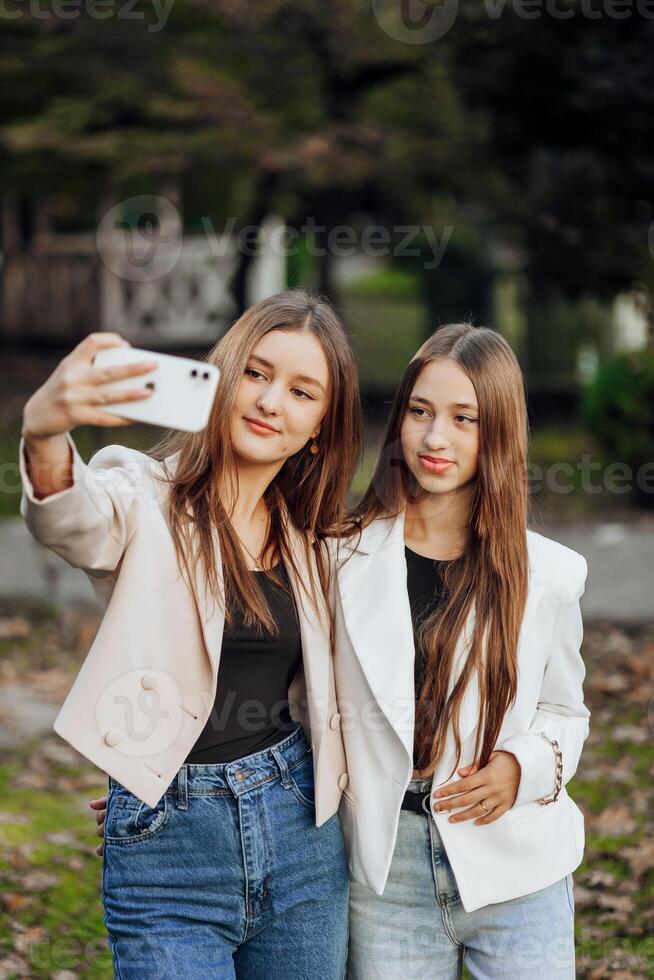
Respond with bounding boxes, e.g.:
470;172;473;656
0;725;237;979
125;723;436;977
310;438;319;455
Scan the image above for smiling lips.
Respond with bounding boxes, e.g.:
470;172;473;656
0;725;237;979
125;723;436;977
418;455;455;474
244;417;280;435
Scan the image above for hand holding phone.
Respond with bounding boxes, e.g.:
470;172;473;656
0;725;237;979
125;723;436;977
22;332;161;440
93;346;220;432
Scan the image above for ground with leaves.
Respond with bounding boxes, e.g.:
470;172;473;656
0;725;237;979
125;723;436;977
0;601;652;979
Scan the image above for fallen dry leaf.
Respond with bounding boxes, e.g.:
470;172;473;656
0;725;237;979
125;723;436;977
583;869;617;889
621;840;654;878
21;869;59;892
0;894;33;913
610;724;648;745
591;673;631;694
0;617;30;640
592;804;636;837
596;893;635;914
0;954;30;979
13;926;47;955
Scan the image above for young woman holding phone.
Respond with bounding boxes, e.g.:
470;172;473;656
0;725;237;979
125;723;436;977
19;289;362;979
333;323;589;978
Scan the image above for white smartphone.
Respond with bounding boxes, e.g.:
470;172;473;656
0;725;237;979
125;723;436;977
93;346;220;433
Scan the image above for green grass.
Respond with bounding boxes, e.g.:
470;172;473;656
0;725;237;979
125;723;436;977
0;760;111;978
343;266;423;301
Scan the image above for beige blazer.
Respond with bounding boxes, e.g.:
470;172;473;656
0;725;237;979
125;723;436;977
18;433;348;818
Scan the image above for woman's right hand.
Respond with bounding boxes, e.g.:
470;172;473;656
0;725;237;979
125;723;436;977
89;795;108;857
22;332;158;440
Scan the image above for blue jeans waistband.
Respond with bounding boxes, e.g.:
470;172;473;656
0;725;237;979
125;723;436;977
407;776;433;793
108;723;311;804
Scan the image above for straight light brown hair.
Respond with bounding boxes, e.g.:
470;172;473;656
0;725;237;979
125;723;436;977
147;289;362;635
355;323;529;776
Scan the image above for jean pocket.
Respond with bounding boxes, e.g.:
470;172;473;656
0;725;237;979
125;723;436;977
287;750;315;810
565;873;575;915
105;787;169;846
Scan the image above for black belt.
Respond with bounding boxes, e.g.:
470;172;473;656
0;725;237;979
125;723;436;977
401;788;432;815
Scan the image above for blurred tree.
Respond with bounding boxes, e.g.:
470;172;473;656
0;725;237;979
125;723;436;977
448;4;654;309
1;0;653;323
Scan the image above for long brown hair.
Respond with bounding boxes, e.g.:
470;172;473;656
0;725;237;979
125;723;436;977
147;289;362;634
355;323;529;776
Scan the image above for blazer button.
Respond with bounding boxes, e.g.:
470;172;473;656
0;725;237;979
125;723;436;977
141;673;159;691
338;773;349;791
103;729;122;748
329;712;341;731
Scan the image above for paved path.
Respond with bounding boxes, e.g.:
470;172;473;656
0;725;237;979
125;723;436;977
541;520;653;623
1;517;652;623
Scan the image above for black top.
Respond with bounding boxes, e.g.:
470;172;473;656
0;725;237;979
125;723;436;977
185;561;303;764
405;545;450;766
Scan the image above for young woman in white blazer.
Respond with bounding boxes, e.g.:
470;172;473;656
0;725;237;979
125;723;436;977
332;323;589;979
19;290;363;979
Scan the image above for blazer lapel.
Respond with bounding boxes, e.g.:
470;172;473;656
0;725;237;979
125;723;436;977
336;515;416;762
283;521;330;719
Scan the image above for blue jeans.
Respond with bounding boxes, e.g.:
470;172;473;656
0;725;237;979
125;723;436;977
348;779;575;980
102;725;349;979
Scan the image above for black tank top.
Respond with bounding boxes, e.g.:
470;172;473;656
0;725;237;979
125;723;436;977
405;545;450;766
185;561;302;764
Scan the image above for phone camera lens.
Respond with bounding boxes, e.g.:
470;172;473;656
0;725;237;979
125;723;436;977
202;371;209;380
145;382;156;391
191;369;198;377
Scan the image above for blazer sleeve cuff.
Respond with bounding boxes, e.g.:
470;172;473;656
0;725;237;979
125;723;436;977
19;431;85;507
497;731;556;807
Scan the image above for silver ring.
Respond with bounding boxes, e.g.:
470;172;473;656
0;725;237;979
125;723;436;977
479;800;491;814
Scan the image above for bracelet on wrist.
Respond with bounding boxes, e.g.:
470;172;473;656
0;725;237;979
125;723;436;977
536;732;563;805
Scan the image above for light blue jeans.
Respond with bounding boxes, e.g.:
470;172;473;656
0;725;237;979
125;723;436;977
348;779;575;979
102;725;349;979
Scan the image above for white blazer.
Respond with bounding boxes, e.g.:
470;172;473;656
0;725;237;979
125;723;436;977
18;433;348;818
331;512;590;913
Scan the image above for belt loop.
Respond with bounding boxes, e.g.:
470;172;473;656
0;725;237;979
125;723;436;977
176;766;188;810
271;746;293;789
